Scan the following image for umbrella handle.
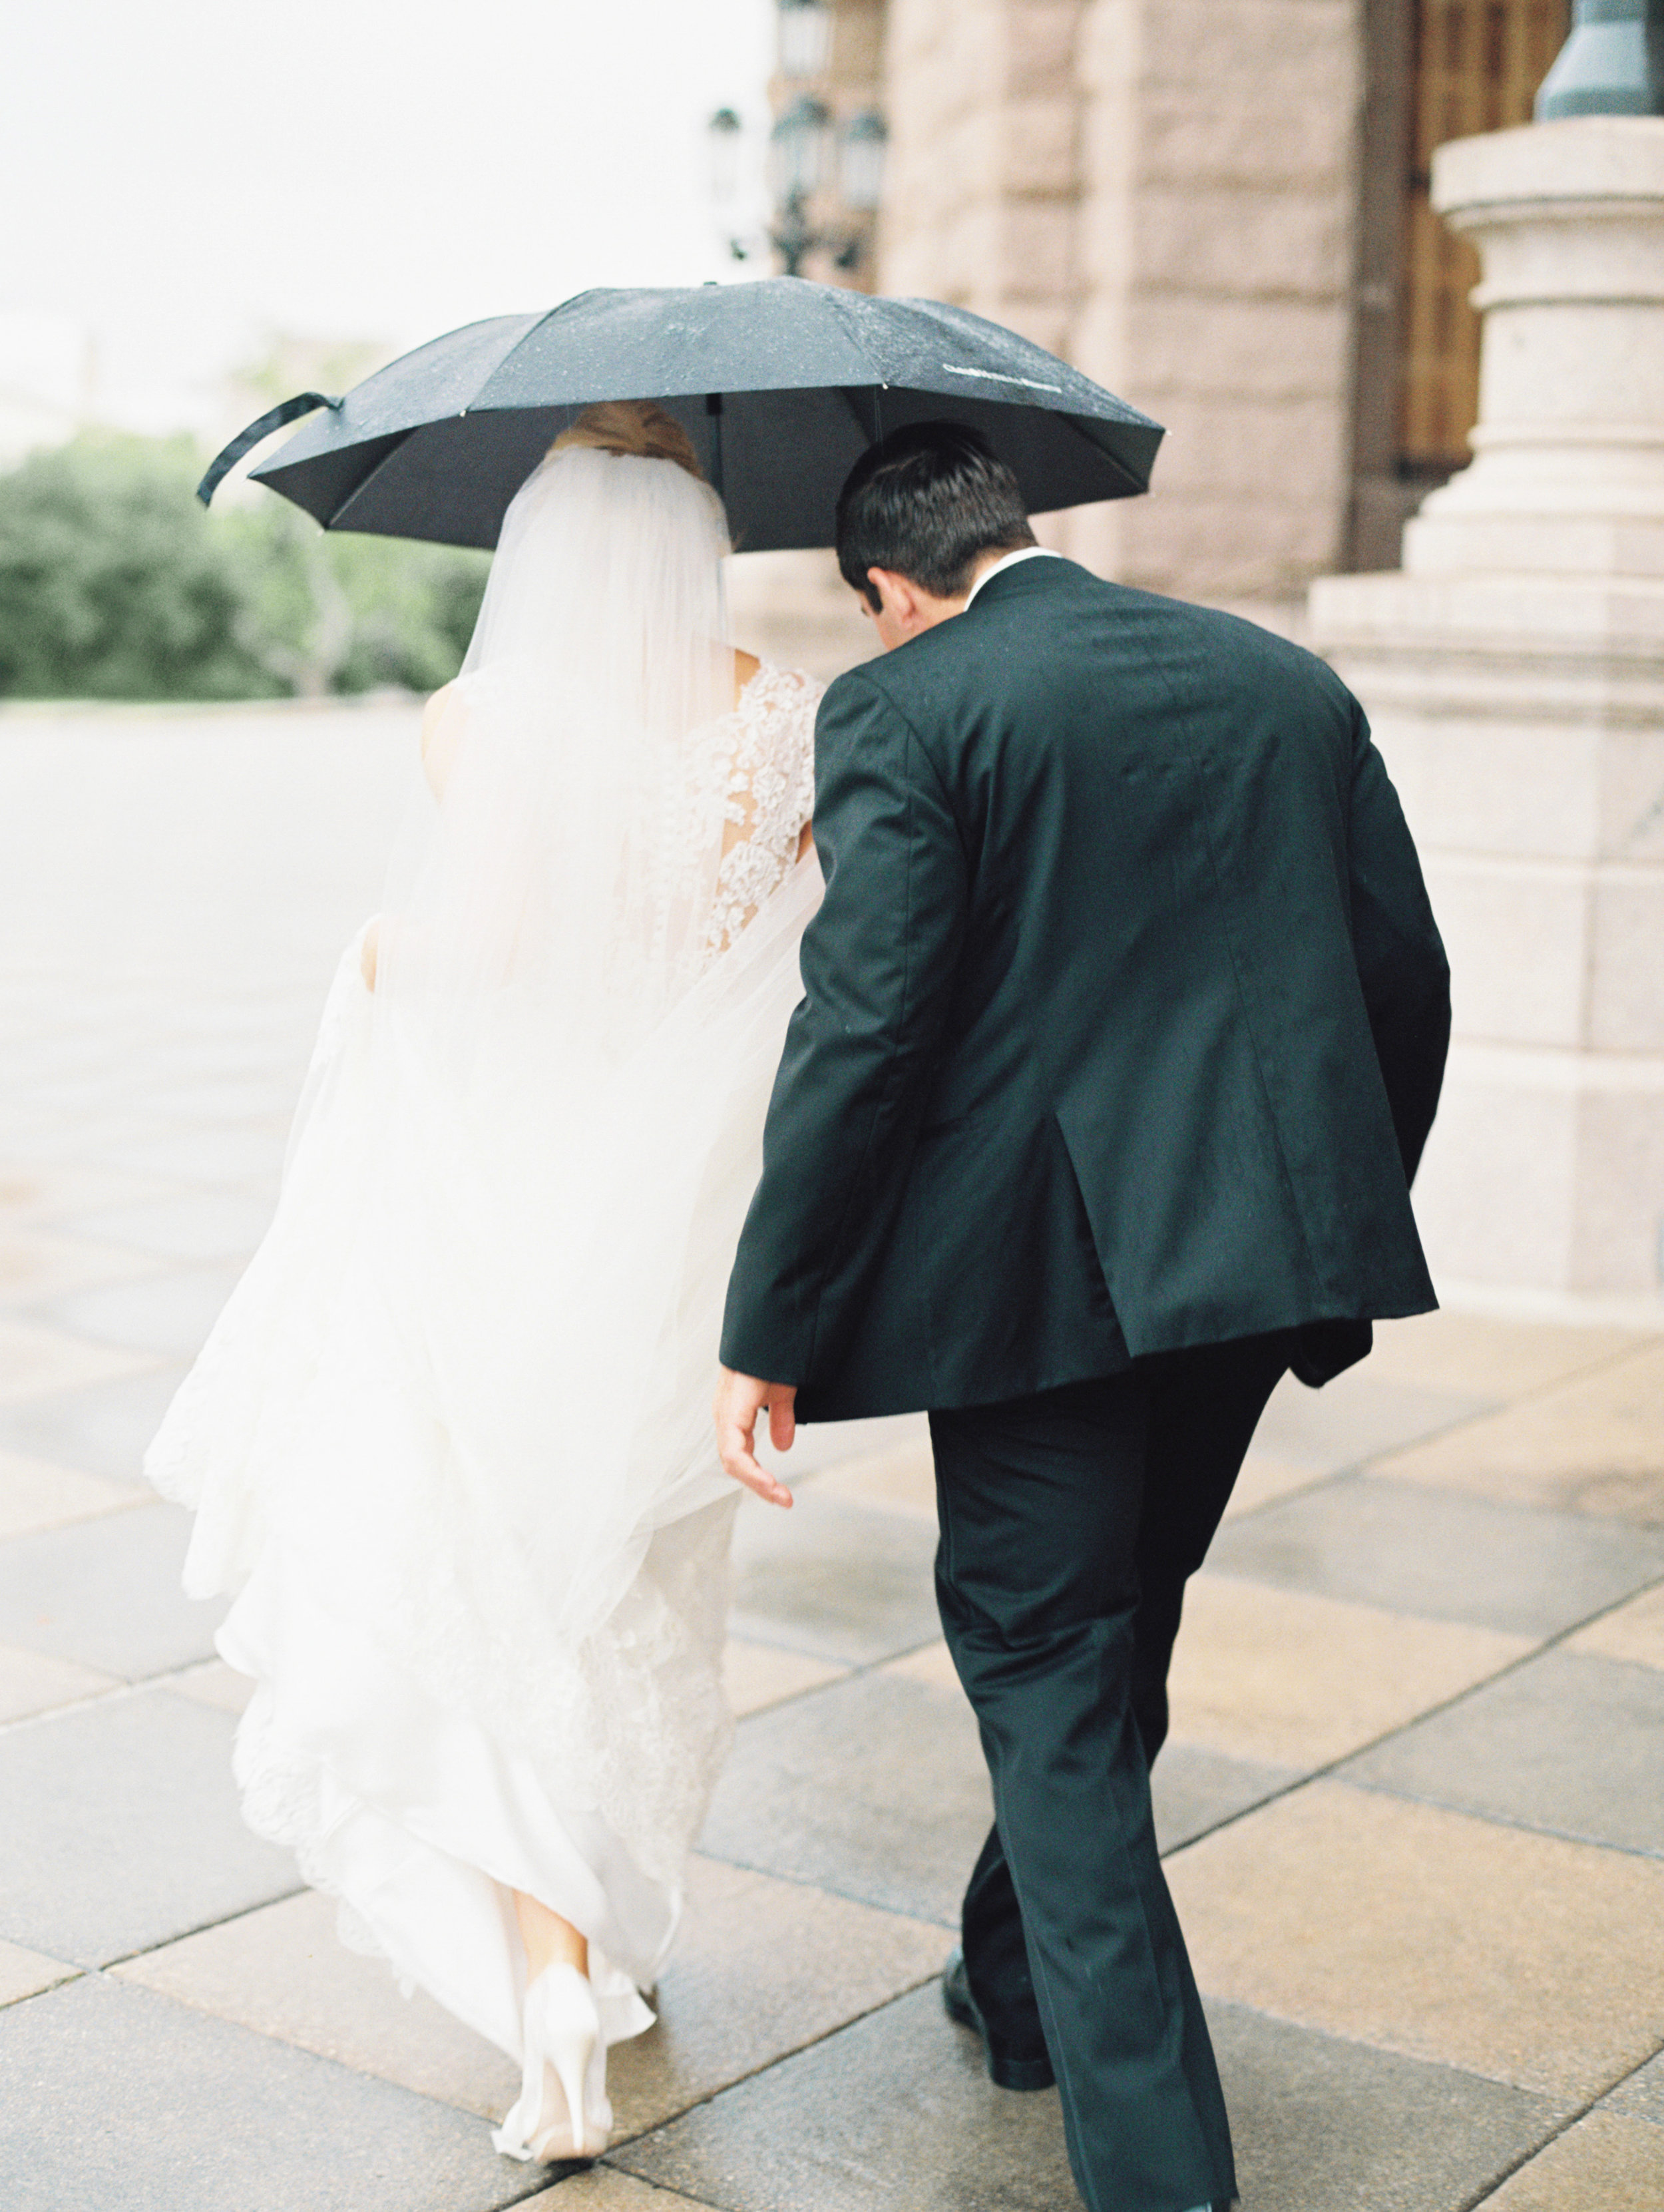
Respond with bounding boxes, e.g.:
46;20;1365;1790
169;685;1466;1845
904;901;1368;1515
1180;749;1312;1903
196;392;343;508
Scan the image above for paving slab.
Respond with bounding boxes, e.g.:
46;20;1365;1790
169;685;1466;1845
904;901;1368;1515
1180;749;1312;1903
728;1490;941;1666
0;1501;224;1677
1341;1648;1664;1858
1221;1450;1337;1520
0;1226;158;1303
0;1447;144;1539
124;1074;302;1122
812;1633;1299;1858
1605;2046;1664;2125
700;1667;989;1925
0;1162;184;1228
87;1123;291;1187
69;1186;278;1263
116;1887;518;2121
1364;1310;1642;1399
0;1939;79;2007
610;1982;1079;2212
612;1855;949;2139
801;1433;936;1520
1167;1780;1664;2100
1373;1339;1664;1524
1207;2001;1567;2212
544;2177;718;2209
27;1265;243;1362
759;1411;928;1484
1249;1363;1488;1474
720;1638;847;1719
0;1314;158;1404
616;1982;1565;2212
1570;1581;1664;1671
1479;2108;1664;2209
1207;1474;1664;1640
1166;1571;1530;1769
166;1658;256;1714
0;1686;297;1965
0;1973;532;2212
1148;1743;1299;1852
30;1263;246;1362
114;1853;948;2144
0;1637;118;1722
0;1359;192;1482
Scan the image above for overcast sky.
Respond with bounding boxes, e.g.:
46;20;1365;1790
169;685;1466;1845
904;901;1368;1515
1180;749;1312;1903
0;0;773;439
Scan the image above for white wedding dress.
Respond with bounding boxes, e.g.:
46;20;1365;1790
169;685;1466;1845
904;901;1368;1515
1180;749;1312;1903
146;441;824;2136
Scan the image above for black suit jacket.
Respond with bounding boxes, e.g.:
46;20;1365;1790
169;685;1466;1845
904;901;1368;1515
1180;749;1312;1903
720;556;1450;1421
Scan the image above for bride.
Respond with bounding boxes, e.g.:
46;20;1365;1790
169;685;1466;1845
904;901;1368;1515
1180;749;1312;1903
146;401;825;2162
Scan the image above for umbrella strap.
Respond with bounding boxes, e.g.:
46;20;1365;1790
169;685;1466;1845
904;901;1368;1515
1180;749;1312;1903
196;392;343;508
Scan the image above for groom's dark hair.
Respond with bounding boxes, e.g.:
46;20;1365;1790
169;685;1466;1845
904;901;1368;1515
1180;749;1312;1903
836;421;1036;608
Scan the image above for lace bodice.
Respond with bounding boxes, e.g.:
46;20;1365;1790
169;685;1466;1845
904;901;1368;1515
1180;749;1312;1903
702;662;822;959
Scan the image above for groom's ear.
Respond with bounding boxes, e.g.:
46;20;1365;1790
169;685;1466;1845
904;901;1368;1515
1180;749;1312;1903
866;566;919;626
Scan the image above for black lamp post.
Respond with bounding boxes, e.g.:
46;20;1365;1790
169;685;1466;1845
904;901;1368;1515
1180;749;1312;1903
705;0;888;281
1537;0;1664;119
776;0;833;81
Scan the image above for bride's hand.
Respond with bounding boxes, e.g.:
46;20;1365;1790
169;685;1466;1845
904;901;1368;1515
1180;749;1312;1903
714;1368;796;1508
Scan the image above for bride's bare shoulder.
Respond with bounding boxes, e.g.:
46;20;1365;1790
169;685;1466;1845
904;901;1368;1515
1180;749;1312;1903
731;648;762;706
421;680;469;797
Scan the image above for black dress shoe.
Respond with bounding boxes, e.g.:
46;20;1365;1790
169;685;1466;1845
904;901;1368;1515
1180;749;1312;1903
941;1946;1055;2091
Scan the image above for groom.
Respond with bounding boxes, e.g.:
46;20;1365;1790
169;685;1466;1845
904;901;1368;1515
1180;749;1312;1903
714;422;1449;2212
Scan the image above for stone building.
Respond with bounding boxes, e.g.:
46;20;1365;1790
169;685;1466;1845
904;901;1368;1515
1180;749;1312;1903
735;1;1664;1319
804;0;1571;620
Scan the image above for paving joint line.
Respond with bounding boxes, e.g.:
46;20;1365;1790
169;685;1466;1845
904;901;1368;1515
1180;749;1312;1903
1158;1562;1664;1861
1460;2030;1664;2209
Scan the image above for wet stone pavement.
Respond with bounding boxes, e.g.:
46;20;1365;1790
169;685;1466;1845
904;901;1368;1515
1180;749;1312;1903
1;701;1662;2211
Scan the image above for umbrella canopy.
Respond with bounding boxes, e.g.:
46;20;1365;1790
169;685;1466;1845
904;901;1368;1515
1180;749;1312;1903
203;280;1163;554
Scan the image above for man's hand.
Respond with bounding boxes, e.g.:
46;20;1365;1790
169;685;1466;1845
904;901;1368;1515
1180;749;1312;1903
714;1367;797;1508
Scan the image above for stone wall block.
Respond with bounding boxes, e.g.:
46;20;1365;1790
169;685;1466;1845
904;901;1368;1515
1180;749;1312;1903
1366;716;1605;865
1132;186;1352;297
1420;860;1591;1050
1138;92;1356;188
1128;296;1349;402
1589;873;1664;1050
1004;1;1082;96
831;0;887;79
885;0;949;68
1140;0;1359;93
1117;495;1345;598
1145;394;1349;505
1603;728;1664;859
1077;0;1139;97
1410;1062;1579;1289
1070;294;1133;391
1571;1087;1664;1293
999;97;1080;196
992;200;1077;298
989;300;1076;355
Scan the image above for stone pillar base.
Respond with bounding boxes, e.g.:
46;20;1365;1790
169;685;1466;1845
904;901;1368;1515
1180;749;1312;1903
1309;118;1664;1317
1309;570;1664;1311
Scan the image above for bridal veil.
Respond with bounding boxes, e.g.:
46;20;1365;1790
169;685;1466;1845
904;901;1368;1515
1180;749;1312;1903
148;427;824;2057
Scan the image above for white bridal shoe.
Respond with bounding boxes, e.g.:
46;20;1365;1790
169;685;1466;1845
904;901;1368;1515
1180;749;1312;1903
493;1963;613;2162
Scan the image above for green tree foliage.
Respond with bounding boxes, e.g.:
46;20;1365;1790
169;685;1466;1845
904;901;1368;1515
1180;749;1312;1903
0;433;489;703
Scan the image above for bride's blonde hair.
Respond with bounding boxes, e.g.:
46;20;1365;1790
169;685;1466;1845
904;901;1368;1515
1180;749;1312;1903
550;400;705;483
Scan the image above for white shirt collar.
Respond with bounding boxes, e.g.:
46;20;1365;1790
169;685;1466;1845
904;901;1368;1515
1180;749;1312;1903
964;545;1063;608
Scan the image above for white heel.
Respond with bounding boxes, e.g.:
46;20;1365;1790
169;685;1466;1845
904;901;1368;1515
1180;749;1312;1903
491;1963;612;2162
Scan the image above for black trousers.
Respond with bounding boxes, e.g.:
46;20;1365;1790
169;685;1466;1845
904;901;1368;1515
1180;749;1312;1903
929;1333;1291;2212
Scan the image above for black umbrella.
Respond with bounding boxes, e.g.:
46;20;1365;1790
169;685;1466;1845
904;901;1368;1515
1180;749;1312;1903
200;280;1163;554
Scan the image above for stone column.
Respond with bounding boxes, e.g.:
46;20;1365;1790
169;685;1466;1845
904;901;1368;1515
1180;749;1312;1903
1308;118;1664;1313
874;0;1365;612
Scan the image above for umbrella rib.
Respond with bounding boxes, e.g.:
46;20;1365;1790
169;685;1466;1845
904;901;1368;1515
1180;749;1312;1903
1053;408;1159;499
815;286;890;389
315;427;422;533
